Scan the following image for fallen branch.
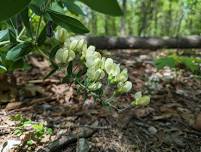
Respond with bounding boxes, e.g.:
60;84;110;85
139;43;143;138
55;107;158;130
37;123;98;152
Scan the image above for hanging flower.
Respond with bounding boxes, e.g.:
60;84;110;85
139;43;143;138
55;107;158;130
88;82;102;91
115;68;128;83
87;67;105;81
104;58;120;77
68;39;87;53
55;48;75;64
116;81;132;94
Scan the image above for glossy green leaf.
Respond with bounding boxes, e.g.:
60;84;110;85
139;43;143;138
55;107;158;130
30;0;46;15
8;29;17;44
0;0;31;21
79;0;123;16
21;8;33;38
50;2;65;14
47;9;89;34
6;43;32;61
0;30;9;41
64;1;85;16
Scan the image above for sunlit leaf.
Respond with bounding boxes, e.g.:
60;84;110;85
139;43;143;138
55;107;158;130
79;0;123;16
47;9;89;34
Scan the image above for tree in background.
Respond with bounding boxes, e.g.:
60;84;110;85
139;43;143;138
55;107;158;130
87;0;201;36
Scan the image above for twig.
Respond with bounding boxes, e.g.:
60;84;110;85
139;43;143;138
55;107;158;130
37;123;98;152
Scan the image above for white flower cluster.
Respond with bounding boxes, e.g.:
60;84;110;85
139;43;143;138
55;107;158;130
55;38;132;94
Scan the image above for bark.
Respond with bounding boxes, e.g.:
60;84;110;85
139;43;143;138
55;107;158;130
85;36;201;50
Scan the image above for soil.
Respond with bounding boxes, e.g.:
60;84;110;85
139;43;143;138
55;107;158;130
0;49;201;152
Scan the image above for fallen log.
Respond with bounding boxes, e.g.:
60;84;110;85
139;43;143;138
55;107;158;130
85;36;201;50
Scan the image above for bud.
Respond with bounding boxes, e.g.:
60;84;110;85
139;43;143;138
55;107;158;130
55;27;67;43
88;82;102;91
117;81;132;93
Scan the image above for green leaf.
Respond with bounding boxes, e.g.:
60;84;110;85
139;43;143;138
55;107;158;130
30;0;46;15
47;9;89;34
181;57;199;73
6;43;32;61
8;29;17;44
21;8;33;38
0;0;31;21
46;128;53;135
49;45;61;60
27;140;33;145
79;0;123;16
44;64;59;80
0;30;9;41
37;22;57;45
67;61;73;75
50;2;65;14
0;65;7;74
64;1;85;16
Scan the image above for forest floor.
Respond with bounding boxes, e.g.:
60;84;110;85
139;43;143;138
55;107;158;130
0;49;201;152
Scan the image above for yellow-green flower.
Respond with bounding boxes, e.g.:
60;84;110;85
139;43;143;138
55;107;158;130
88;82;102;91
117;81;132;93
55;27;68;43
87;67;105;81
55;48;75;64
105;58;120;76
115;68;128;83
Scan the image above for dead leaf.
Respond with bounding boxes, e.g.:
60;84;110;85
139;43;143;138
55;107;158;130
194;113;201;130
30;57;49;70
5;102;23;111
133;107;155;118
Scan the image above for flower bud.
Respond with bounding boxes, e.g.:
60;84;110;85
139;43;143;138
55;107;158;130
88;82;102;91
55;28;67;43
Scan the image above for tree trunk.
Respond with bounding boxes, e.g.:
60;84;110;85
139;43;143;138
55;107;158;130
85;36;201;50
120;0;127;36
91;11;97;34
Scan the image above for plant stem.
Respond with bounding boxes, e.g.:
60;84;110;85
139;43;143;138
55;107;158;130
0;40;10;46
36;47;49;59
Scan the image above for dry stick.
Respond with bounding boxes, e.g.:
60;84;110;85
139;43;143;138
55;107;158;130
37;125;98;152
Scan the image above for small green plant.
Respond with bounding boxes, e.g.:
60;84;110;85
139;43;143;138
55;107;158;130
10;114;52;148
131;92;150;107
154;54;201;74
